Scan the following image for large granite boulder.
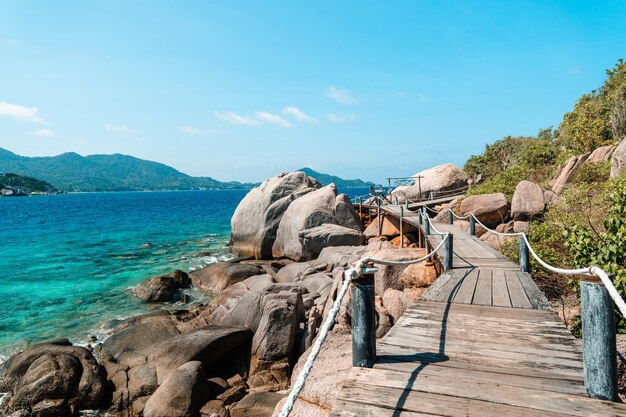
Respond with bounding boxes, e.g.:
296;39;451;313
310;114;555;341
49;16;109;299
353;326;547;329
588;145;616;163
272;185;365;261
365;248;432;296
149;325;253;384
363;215;418;238
251;296;298;362
510;180;545;221
132;270;190;302
0;340;107;417
231;172;321;259
459;193;509;228
298;224;365;260
334;194;362;231
550;153;590;194
611;138;626;178
391;164;469;203
143;361;210;417
190;262;262;295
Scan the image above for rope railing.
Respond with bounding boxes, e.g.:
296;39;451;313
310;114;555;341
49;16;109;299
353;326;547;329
279;230;450;417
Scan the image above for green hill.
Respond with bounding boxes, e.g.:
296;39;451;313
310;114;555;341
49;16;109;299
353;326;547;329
0;173;58;193
0;148;255;192
297;167;374;188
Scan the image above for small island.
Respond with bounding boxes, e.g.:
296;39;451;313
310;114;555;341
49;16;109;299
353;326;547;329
0;173;60;196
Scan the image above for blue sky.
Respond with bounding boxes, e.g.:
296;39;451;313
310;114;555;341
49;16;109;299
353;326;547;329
0;1;625;183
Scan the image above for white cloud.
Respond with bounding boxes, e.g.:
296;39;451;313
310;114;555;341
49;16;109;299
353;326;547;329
326;86;358;105
256;112;292;128
104;124;135;134
214;112;259;125
326;113;355;123
0;101;45;123
2;39;21;47
282;106;317;123
29;128;57;138
179;125;217;136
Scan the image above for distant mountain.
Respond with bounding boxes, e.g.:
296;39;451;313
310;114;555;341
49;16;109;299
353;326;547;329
297;167;374;188
0;148;255;192
0;173;58;194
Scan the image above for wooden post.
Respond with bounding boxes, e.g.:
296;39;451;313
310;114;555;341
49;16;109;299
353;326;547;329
581;277;618;401
400;206;404;248
448;210;453;225
352;272;376;368
444;234;453;271
376;197;381;236
359;196;363;218
469;215;475;236
424;208;430;236
518;235;529;273
417;210;422;225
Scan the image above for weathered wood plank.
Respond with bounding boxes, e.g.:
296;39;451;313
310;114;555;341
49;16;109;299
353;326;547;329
473;270;492;306
452;268;479;304
344;367;626;416
517;271;551;309
506;271;533;308
491;269;512;307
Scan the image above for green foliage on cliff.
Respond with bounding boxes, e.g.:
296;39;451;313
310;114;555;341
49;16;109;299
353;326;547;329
559;59;626;153
0;173;58;193
465;130;561;198
0;148;255;192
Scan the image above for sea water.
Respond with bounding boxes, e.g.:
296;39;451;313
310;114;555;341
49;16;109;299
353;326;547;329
0;188;368;361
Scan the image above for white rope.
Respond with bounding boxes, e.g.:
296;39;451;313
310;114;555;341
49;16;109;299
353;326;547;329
519;233;626;318
470;213;522;237
278;261;362;417
279;233;449;416
450;210;469;220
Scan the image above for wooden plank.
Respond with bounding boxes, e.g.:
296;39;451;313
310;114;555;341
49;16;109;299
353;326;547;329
506;271;533;308
492;269;512;307
473;270;492;306
407;300;562;321
517;271;551;309
431;269;467;303
344;367;625;417
375;356;586;395
335;382;576;417
419;270;455;302
452;268;479;304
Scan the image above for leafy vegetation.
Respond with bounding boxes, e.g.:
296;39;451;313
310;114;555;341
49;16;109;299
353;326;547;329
0;173;58;193
559;59;626;153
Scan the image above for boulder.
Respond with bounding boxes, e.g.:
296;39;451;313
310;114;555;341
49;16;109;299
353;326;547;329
310;245;369;270
0;340;107;417
432;196;463;223
382;288;410;324
231;171;321;259
459;193;509;228
231;392;285;417
219;291;263;332
391;164;469;203
511;181;545;221
551;153;590;194
543;189;558;206
400;260;438;288
143;361;210;417
365;248;431;296
514;221;529;233
611;138;626;178
251;296;298;362
132;270;190;302
588;145;616;163
375;296;394;337
298;224;365;260
241;274;276;293
334;193;363;231
149;325;252;384
200;400;228;417
272;185;338;260
275;262;313;283
480;232;513;251
190;262;262;295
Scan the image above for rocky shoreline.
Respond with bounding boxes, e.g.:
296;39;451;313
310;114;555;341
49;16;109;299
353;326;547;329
0;171;442;417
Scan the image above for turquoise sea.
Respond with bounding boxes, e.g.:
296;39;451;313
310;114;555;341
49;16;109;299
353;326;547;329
0;188;367;362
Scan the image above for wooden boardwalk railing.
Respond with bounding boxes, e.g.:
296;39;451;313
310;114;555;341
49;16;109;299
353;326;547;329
330;206;626;417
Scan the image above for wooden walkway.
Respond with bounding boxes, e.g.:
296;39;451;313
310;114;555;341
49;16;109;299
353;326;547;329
331;207;626;416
